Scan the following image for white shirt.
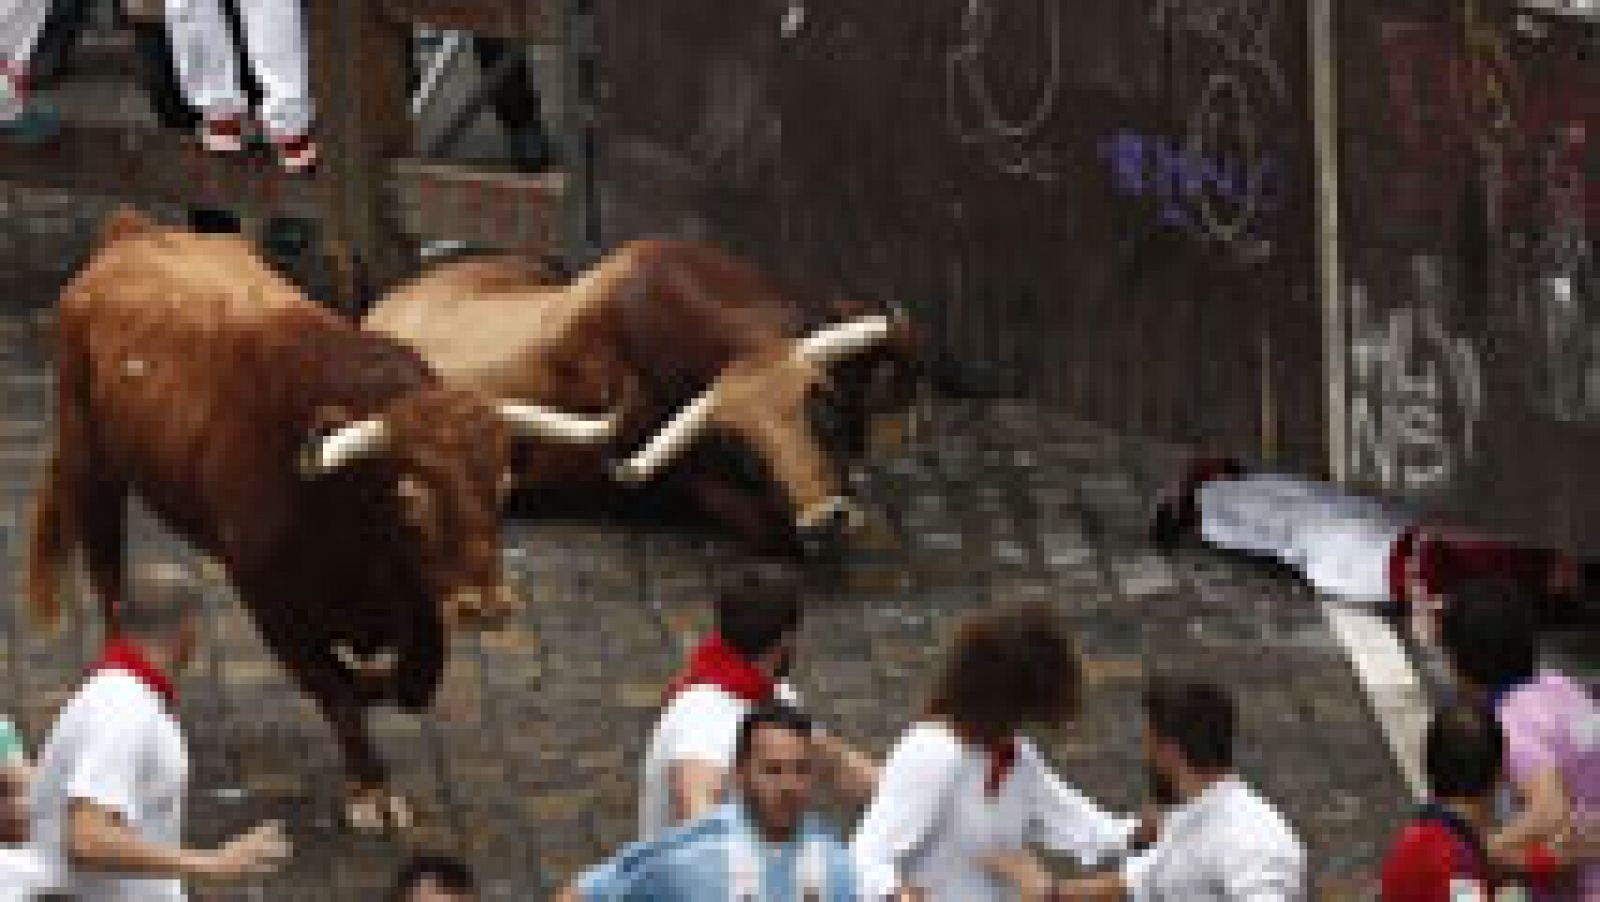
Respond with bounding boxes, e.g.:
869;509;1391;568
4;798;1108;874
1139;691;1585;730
850;721;1137;901
26;670;190;902
1198;473;1414;603
1121;777;1304;902
0;845;59;901
637;682;799;842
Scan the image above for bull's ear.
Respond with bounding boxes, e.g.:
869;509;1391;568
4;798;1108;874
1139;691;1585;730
395;476;434;528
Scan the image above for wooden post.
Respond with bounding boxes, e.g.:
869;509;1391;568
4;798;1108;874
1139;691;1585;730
306;0;416;316
1310;0;1349;481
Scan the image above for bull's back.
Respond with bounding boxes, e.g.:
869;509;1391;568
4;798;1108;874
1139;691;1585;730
368;255;626;406
53;227;329;551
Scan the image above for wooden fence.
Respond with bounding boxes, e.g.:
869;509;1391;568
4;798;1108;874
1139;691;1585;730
1;0;1596;553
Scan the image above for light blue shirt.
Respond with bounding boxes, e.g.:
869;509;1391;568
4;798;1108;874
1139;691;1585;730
578;800;859;901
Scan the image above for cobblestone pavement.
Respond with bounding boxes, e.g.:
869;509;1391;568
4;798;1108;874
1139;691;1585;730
0;298;1423;900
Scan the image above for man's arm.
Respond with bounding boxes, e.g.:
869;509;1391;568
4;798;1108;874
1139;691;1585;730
813;730;878;805
667;760;726;826
67;801;289;882
1489;766;1571;871
981;851;1127;902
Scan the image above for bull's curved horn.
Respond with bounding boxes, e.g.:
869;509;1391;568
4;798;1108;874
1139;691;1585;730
301;418;389;476
498;403;617;443
611;386;721;484
795;315;894;366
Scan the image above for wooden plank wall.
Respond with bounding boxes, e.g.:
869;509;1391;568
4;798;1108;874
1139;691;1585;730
594;0;1327;475
1337;0;1599;553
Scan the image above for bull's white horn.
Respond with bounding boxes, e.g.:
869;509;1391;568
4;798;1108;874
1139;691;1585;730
795;315;894;365
304;418;389;475
498;403;617;443
612;386;721;484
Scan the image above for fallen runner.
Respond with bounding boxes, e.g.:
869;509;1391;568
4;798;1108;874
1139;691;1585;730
1149;457;1593;643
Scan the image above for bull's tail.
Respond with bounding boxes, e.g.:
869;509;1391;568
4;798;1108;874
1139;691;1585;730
26;447;74;632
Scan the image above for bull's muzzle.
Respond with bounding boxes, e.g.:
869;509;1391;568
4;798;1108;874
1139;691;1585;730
794;496;867;558
443;584;518;629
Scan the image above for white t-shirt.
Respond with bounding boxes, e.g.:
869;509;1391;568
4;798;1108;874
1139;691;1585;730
636;682;799;842
27;670;190;902
851;721;1138;901
1121;777;1305;901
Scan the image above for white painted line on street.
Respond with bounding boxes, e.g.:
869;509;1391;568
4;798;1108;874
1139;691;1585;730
1324;603;1430;801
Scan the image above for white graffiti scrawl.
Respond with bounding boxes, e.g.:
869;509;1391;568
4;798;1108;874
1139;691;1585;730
1348;264;1484;495
946;0;1065;182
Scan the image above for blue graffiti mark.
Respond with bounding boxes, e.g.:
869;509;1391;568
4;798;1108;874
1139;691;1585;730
1099;130;1284;246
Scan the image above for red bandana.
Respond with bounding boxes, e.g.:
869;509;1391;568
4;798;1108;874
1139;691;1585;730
662;634;775;706
91;639;178;708
985;737;1019;798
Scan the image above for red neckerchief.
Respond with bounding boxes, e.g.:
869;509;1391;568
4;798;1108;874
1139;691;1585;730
662;634;775;706
91;639;178;708
984;736;1019;798
1387;527;1422;608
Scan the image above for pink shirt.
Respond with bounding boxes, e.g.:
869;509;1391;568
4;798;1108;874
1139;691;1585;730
1497;672;1600;900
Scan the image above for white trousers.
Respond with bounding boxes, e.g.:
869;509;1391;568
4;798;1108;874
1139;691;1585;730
0;0;50;68
1197;473;1416;603
163;0;313;138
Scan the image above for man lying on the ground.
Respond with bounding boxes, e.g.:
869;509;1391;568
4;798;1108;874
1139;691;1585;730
558;701;860;901
1149;456;1591;642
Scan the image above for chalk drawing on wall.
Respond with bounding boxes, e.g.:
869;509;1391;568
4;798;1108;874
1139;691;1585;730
1348;260;1485;495
945;0;1065;182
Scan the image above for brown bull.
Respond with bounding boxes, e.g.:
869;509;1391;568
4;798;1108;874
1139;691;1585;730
25;208;614;832
365;239;923;556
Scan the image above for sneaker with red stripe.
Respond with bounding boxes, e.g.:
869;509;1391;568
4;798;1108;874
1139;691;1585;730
200;115;246;153
275;132;318;174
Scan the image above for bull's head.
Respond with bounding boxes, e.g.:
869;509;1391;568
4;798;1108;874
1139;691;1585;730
613;313;921;557
299;390;615;628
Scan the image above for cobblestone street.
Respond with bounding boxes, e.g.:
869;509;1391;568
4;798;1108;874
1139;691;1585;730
1;298;1423;899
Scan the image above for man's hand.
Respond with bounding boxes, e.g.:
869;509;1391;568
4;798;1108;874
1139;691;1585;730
195;820;292;881
981;850;1054;901
1552;812;1600;867
890;887;927;902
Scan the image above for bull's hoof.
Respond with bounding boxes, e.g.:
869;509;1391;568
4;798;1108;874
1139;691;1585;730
343;785;415;836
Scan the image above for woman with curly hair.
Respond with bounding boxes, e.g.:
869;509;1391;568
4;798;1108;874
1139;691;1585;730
850;602;1150;901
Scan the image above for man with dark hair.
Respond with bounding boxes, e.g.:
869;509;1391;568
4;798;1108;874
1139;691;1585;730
983;678;1303;901
559;701;859;900
1381;704;1507;900
1148;457;1591;643
637;564;875;840
5;562;292;899
1440;578;1598;898
389;852;477;901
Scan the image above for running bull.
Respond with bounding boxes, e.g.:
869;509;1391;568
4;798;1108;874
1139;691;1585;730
365;239;924;557
25;208;615;832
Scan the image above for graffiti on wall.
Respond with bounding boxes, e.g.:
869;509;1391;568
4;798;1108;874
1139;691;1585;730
1100;130;1285;247
1142;0;1290;258
1348;257;1485;494
945;0;1066;182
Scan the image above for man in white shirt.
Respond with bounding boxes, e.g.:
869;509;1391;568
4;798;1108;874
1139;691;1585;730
1149;457;1589;643
0;0;61;140
984;679;1305;901
640;564;876;841
15;562;291;900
